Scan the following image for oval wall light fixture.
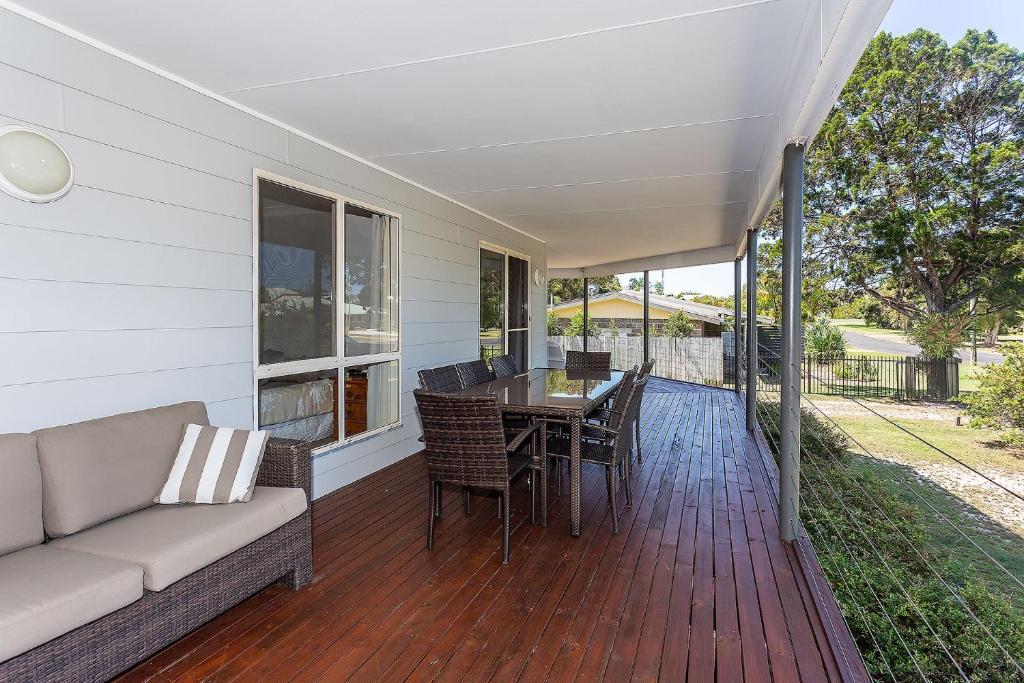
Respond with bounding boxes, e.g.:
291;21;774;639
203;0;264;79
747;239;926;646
533;268;546;287
0;125;74;202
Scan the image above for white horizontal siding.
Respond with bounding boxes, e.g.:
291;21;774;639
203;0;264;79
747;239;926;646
0;185;251;255
0;223;251;290
0;364;252;433
0;8;547;497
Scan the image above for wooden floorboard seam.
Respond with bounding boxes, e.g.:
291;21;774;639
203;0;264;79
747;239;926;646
114;383;861;683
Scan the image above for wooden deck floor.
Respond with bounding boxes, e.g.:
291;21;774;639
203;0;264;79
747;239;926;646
119;379;861;682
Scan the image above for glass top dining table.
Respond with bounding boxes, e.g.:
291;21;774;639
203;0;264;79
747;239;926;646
459;367;626;536
460;368;625;413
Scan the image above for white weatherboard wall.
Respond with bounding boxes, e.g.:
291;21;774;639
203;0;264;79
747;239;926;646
0;9;547;498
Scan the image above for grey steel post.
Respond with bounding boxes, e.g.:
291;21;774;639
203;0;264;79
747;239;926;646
643;270;650;363
746;228;759;432
779;142;805;542
582;277;589;353
733;257;742;391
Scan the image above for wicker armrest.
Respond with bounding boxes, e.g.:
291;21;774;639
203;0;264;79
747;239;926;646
506;421;543;453
258;438;312;501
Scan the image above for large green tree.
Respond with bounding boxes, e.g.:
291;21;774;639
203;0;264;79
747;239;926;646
805;29;1024;327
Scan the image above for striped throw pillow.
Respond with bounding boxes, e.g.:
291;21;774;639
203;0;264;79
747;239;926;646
156;425;269;504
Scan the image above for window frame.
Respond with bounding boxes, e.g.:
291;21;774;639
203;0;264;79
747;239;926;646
479;240;531;370
252;169;402;453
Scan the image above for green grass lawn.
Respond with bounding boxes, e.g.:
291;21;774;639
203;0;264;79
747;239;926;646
832;318;911;343
850;456;1024;605
812;397;1024;601
959;361;988;393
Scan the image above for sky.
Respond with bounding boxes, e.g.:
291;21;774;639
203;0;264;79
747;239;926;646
627;0;1023;297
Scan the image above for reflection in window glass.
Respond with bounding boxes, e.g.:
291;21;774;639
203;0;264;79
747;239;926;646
258;369;338;449
345;205;399;356
344;361;400;438
480;248;505;362
258;180;335;365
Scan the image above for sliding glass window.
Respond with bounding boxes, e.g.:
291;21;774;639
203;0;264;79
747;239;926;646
255;174;401;450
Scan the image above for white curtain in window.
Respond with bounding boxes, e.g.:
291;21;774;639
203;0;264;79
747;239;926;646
366;361;399;429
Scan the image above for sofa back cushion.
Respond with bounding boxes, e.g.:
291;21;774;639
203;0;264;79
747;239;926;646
34;402;209;538
0;434;43;556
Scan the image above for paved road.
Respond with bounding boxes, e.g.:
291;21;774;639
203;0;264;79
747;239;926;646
841;329;1004;364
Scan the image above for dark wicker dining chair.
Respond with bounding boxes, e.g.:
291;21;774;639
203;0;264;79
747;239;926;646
564;350;612;371
547;373;647;534
456;359;496;387
417;364;464;392
491;354;519;377
633;360;655;463
414;390;546;564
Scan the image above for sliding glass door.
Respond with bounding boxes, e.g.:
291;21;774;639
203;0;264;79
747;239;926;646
479;244;530;371
507;255;529;371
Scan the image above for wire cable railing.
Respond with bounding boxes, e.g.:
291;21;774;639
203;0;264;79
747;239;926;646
752;340;1024;682
846;396;1024;504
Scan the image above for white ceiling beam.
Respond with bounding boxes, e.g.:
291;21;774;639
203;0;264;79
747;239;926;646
547;244;738;278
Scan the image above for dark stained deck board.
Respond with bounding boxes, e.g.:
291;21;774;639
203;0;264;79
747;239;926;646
116;381;863;683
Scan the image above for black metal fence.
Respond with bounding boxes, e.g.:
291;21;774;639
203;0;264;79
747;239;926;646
800;354;960;400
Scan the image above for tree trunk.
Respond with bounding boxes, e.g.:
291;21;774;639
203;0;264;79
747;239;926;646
925;357;949;401
983;316;1001;347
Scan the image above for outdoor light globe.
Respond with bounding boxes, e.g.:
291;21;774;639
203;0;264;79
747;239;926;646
0;126;74;202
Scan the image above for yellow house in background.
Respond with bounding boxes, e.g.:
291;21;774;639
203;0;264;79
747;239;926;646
549;290;740;337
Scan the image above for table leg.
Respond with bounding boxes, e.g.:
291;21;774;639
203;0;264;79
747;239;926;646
570;416;581;536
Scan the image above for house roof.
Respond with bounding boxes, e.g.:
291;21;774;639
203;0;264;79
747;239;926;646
549;289;772;325
10;1;891;272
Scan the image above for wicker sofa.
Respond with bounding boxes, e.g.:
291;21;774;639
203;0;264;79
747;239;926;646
0;402;313;683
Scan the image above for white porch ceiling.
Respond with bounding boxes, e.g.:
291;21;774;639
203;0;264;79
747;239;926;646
9;0;891;274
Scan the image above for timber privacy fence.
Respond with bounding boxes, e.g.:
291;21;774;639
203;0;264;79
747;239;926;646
548;335;724;386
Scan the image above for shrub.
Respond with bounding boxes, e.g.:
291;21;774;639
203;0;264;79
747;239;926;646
832;296;868;319
546;310;562;336
965;342;1024;435
663;310;695;337
832;357;879;381
756;400;850;463
564;310;598;337
806;317;847;356
864;300;908;330
908;313;966;359
756;399;1024;680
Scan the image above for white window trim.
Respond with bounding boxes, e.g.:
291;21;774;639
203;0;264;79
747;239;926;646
252;168;402;453
479;240;531;370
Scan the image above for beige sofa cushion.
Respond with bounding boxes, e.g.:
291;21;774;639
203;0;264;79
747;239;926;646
0;545;143;663
0;434;43;557
34;402;209;538
52;486;307;591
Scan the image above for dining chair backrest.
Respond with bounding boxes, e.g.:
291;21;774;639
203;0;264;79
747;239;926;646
490;354;519;377
565;350;612;371
638;360;655;378
614;374;649;461
456;359;496;387
413;390;509;488
417;365;464;392
608;367;638;416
